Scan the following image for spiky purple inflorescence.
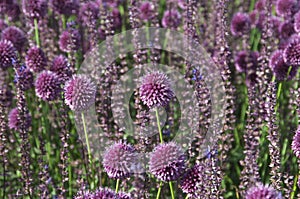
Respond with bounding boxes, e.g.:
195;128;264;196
102;141;136;179
25;47;48;73
180;164;203;194
1;26;27;52
279;21;295;40
50;0;79;16
292;127;300;158
0;40;17;69
15;65;34;90
283;35;300;66
79;2;99;27
4;2;21;21
59;29;81;53
230;12;250;36
161;9;181;29
22;0;48;21
74;188;118;199
50;55;71;83
245;184;283;199
139;1;154;21
149;142;186;182
275;0;297;16
35;71;61;101
139;72;174;108
8;107;31;131
64;75;96;112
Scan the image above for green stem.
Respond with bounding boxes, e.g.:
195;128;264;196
155;108;164;143
185;195;189;199
61;14;66;29
156;181;163;199
169;181;175;199
115;179;120;193
81;112;91;160
291;173;298;199
34;18;40;47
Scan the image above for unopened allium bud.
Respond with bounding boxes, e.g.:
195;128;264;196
35;71;61;101
0;40;17;69
59;29;81;53
234;51;259;73
162;9;181;29
245;184;282;199
1;26;27;52
25;46;48;73
230;12;250;36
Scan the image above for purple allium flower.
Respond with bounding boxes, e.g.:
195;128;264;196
270;50;298;81
35;71;61;101
283;35;300;65
178;0;186;9
0;40;17;69
64;75;96;112
15;65;34;90
139;72;174;108
294;11;300;32
97;0;120;8
276;0;297;16
25;47;48;73
59;29;81;53
292;127;300;158
234;51;259;73
22;0;48;21
102;141;136;179
162;9;181;29
249;10;266;29
50;55;71;83
74;188;118;199
149;142;186;182
139;1;154;21
79;2;99;27
180;164;203;194
4;2;21;21
270;16;282;36
117;192;132;199
1;26;27;52
245;184;282;199
279;21;295;40
50;0;79;16
255;0;266;11
112;8;122;29
230;12;250;36
8;108;31;131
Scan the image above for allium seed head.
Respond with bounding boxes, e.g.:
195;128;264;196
50;55;71;83
283;34;300;65
139;1;154;21
180;164;203;194
74;188;118;199
22;0;48;21
139;72;174;108
64;75;96;112
25;46;48;73
292;127;300;158
35;71;61;101
79;2;99;27
102;141;136;179
8;108;31;131
162;9;181;29
149;142;186;182
276;0;297;16
279;21;295;40
245;184;283;199
50;0;79;16
230;12;250;36
59;29;81;53
0;40;17;69
1;26;27;52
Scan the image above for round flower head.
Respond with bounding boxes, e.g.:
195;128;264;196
234;51;259;73
139;71;175;108
15;65;34;90
102;141;136;179
255;0;266;11
283;35;300;65
74;188;117;199
294;11;300;33
180;164;204;195
64;75;96;112
50;55;71;83
35;71;61;101
149;142;186;182
139;1;154;21
230;12;250;36
4;2;21;21
22;0;48;21
276;0;297;16
279;21;295;40
245;184;282;199
162;9;181;29
1;26;27;52
59;29;81;53
8;108;31;131
0;40;17;69
25;46;48;73
50;0;79;16
292;127;300;158
79;2;99;27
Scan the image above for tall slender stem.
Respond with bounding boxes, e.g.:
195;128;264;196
169;181;175;199
81;112;91;160
185;195;189;199
155;108;163;143
34;18;40;47
115;178;120;193
156;181;163;199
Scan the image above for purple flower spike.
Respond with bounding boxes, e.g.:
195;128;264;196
1;26;27;52
283;35;300;66
25;46;48;73
64;75;96;112
8;108;31;131
245;184;282;199
50;0;79;16
180;164;203;195
139;1;154;21
22;0;48;21
149;142;186;182
35;71;61;101
292;127;300;158
59;29;81;53
50;55;71;83
162;9;181;29
139;71;174;108
74;188;117;199
0;40;17;70
230;12;250;36
102;141;136;179
276;0;297;17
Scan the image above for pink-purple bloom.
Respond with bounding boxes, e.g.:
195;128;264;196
59;29;81;53
283;35;300;66
245;184;282;199
50;0;79;16
25;46;48;73
50;55;71;83
162;9;181;28
275;0;297;16
139;1;154;21
0;40;17;69
180;164;203;195
79;2;99;27
35;71;61;101
8;107;31;131
22;0;48;21
1;26;27;52
292;127;300;158
230;12;250;36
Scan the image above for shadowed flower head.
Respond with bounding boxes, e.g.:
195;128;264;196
294;11;300;33
255;0;265;11
64;75;96;112
276;0;297;16
35;71;61;101
279;21;295;40
230;12;250;36
1;26;27;52
139;71;174;108
111;8;122;29
14;65;34;90
22;0;48;21
79;2;99;27
245;184;282;199
149;142;186;182
139;1;154;21
59;28;81;53
292;127;300;158
3;1;21;21
102;141;136;179
74;188;117;199
0;40;17;69
8;107;31;131
234;51;259;73
178;0;186;9
162;9;181;28
180;164;204;195
25;46;48;73
50;0;79;16
283;34;300;65
50;55;71;83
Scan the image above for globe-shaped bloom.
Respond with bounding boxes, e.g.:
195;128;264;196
50;55;71;83
64;75;96;112
3;2;21;21
255;0;266;11
102;141;136;179
1;26;27;52
139;1;154;21
50;0;79;16
283;35;300;66
276;0;297;16
8;107;31;131
139;72;175;108
79;2;99;27
35;71;61;101
279;21;295;40
245;184;282;199
22;0;48;21
0;40;17;69
180;164;204;195
162;9;181;28
25;46;48;73
230;12;250;36
74;188;117;199
234;51;259;73
149;142;186;182
59;29;81;53
292;127;300;158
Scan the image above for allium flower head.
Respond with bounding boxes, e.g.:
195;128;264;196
111;8;122;29
139;1;154;21
8;107;31;131
4;2;21;21
234;51;259;73
102;141;136;179
255;0;266;11
180;164;203;194
64;75;96;112
162;9;181;28
35;71;61;101
59;29;81;53
230;12;250;36
1;26;27;52
15;65;34;90
245;184;282;199
0;40;17;69
279;21;295;40
139;71;174;108
50;0;79;16
79;2;99;27
25;46;48;73
292;127;300;158
283;35;300;66
50;55;71;83
74;188;117;199
22;0;48;21
276;0;297;16
149;142;186;182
